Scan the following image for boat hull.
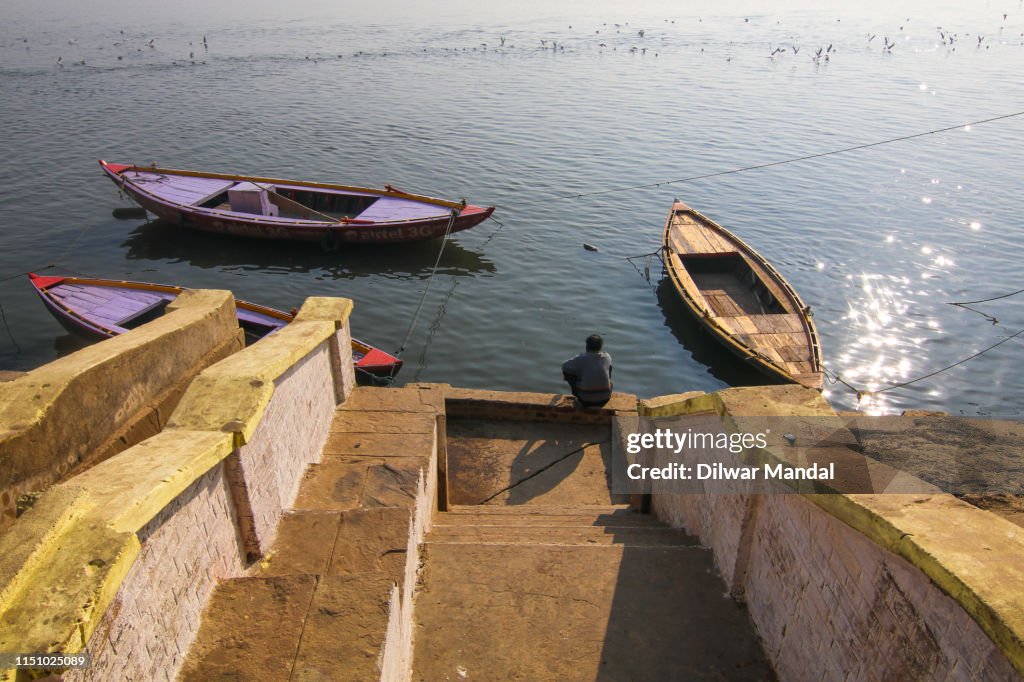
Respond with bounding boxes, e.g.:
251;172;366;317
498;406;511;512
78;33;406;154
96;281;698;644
100;161;494;243
661;201;823;390
28;274;403;381
662;258;818;387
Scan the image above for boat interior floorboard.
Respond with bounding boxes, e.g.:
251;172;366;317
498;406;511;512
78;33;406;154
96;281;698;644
693;273;772;316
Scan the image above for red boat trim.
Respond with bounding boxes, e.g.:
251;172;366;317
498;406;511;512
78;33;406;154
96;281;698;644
356;348;403;371
28;273;67;290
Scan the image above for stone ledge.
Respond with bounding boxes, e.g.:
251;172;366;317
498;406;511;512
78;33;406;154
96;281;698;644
440;385;637;423
167;297;353;445
0;429;231;661
638;391;707;417
0;487;92;610
292;296;354;328
0;508;140;656
0;290;233;431
0;296;355;675
167;321;335;444
0;289;240;528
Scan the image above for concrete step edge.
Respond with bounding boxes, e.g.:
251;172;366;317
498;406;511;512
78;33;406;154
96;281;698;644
447;505;631;513
429;525;687;532
423;540;703;548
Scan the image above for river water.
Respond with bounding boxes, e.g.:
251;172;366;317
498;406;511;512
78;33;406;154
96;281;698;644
2;0;1022;415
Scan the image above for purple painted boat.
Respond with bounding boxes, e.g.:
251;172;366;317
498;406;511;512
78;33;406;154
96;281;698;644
28;273;403;381
99;160;495;244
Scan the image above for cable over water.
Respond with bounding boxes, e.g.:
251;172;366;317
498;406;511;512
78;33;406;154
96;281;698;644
550;110;1024;201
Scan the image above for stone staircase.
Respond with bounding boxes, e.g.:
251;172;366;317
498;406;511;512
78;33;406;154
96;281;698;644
428;504;695;545
412;504;774;681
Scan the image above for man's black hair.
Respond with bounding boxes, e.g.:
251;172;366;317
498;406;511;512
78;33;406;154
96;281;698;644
586;334;603;352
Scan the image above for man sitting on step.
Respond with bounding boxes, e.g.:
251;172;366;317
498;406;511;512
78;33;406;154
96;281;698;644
562;334;613;408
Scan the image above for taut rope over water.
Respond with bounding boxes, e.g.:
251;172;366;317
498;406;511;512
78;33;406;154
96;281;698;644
393;208;460;358
824;326;1024;402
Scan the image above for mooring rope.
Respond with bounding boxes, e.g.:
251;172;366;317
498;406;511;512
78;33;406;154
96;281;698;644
943;286;1024;324
412;275;460;383
393;208;459;358
0;301;21;353
823;326;1024;401
948;287;1024;306
551;110;1024;201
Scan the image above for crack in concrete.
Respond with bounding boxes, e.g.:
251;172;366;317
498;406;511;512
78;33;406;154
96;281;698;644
475;439;610;505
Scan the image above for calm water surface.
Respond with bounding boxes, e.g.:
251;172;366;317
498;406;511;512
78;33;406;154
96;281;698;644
2;0;1023;415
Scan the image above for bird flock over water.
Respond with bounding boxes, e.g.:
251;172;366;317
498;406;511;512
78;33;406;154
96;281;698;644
6;10;1024;72
11;30;211;69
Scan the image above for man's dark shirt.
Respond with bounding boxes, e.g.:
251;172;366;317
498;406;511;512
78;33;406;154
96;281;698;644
562;351;613;403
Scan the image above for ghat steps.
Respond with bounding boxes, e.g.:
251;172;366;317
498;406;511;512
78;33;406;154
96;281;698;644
412;504;773;681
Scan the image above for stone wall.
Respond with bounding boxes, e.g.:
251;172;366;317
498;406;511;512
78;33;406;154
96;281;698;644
749;493;1018;680
0;296;356;682
80;466;245;681
643;386;1024;681
380;424;438;681
0;289;243;530
230;343;337;555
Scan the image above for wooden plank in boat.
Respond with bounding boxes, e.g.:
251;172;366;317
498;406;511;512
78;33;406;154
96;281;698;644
730;316;760;335
708;295;743;317
682;222;716;254
669;229;695;256
780;331;811;348
670;220;705;255
759;347;786;365
746;314;797;334
715;318;737;335
701;228;734;254
753;314;802;333
750;316;779;334
777;345;809;363
762;332;807;354
671;214;708;252
668;253;709;310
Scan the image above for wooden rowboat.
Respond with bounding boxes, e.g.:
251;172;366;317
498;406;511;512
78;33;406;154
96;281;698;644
28;273;403;381
99;160;495;244
661;200;823;389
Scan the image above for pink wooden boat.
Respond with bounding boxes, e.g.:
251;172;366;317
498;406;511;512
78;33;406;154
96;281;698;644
99;160;495;244
28;273;403;381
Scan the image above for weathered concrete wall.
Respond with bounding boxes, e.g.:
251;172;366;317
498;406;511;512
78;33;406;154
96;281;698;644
644;386;1024;681
84;463;245;681
0;289;243;530
380;416;438;682
746;493;1019;680
0;296;355;682
228;344;337;554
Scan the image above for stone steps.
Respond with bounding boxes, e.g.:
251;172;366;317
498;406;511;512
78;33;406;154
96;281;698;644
445;503;632;515
427;527;696;546
413;509;772;681
429;505;696;546
440;504;655;526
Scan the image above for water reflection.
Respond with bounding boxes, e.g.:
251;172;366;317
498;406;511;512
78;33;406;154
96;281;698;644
120;219;497;280
53;333;92;356
834;272;923;414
